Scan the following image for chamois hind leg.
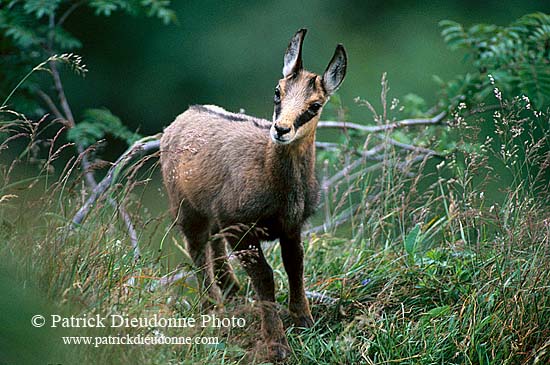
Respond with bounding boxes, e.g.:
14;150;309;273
280;231;314;328
174;204;222;310
211;237;240;297
227;228;289;361
188;238;222;310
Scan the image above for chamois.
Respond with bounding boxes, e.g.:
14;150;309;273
160;29;347;361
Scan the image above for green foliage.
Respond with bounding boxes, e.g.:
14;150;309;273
0;0;174;156
438;13;550;109
89;0;176;24
67;108;142;148
401;93;429;118
22;0;61;19
0;0;176;116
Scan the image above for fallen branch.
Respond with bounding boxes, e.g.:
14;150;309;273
71;135;161;227
331;162;385;191
108;197;140;260
376;134;439;156
145;268;340;306
305;290;338;305
322;157;366;190
306;204;360;235
318;111;446;133
315;141;341;151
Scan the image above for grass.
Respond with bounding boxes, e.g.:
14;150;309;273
1;84;549;365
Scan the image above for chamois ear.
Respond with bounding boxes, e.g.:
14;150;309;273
322;44;347;95
283;28;307;77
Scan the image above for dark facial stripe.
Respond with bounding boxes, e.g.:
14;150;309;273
274;102;281;120
294;108;317;129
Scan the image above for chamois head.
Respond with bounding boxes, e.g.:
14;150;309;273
270;29;347;145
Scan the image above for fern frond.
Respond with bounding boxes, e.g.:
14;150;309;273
67;108;142;148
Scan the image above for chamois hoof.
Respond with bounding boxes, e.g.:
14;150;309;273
268;339;290;362
292;313;314;328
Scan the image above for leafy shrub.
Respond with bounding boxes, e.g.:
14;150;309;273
439;12;550;109
67;108;142;148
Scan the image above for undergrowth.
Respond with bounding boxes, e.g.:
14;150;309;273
1;73;549;365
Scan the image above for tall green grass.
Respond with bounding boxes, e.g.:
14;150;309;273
1;80;549;364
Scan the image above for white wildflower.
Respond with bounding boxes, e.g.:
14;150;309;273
390;98;399;110
521;95;531;109
511;126;523;138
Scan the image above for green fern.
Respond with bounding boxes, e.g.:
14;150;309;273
67;108;142;148
89;0;137;16
89;0;176;24
23;0;61;19
439;12;550;109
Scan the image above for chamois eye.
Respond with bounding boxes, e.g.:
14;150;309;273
274;87;281;104
308;102;322;113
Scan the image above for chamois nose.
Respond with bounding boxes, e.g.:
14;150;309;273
274;124;291;136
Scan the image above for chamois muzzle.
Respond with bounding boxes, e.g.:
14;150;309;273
270;123;293;144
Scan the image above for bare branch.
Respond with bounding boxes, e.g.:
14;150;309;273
305;204;359;235
44;13;145;260
48;59;98;189
57;0;87;26
46;14;149;256
322;157;365;190
318;111;447;133
360;143;386;158
321;145;387;191
315;141;340;151
145;267;340;306
108;197;140;261
338;162;384;185
305;290;338;305
157;270;195;287
71;136;161;226
377;135;440;156
36;89;64;122
49;62;75;126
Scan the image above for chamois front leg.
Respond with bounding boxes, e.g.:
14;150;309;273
228;229;289;361
280;231;314;328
